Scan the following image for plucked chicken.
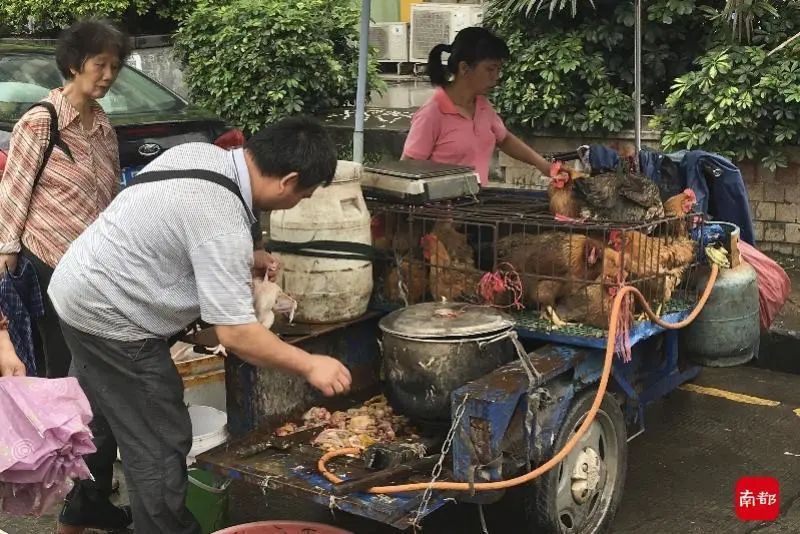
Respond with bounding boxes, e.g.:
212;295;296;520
253;278;297;329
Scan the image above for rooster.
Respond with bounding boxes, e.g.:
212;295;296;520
548;161;587;218
253;278;298;329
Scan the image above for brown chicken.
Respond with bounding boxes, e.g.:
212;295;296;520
662;188;698;237
607;187;699;311
548;163;587;218
663;188;697;219
373;212;431;304
554;277;616;329
549;245;625;328
371;212;425;256
429;219;475;264
384;259;427;304
490;232;613;323
421;233;483;302
612;229;696;311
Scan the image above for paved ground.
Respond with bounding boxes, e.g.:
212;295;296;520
3;365;798;534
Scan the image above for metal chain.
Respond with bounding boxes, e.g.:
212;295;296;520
409;332;538;531
411;392;470;531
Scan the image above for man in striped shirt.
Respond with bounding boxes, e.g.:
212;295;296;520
48;116;351;534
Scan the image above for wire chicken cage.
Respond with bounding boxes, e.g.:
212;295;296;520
367;190;705;339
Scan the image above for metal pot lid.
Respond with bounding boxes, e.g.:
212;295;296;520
379;302;515;339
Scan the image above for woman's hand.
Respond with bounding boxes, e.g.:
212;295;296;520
0;332;25;377
498;133;552;176
0;254;18;275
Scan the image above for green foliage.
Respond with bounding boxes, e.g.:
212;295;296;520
656;45;800;169
656;2;800;168
488;0;800;164
0;0;202;36
174;0;384;134
492;30;633;132
0;0;148;36
485;0;712;133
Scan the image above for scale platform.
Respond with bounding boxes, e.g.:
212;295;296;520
362;160;480;203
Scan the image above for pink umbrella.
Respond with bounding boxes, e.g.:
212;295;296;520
0;377;96;515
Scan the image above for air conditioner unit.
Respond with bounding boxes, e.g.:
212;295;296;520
369;23;409;62
409;3;483;64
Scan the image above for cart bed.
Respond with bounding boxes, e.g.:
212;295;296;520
197;429;450;530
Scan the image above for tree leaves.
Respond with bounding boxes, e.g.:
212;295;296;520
174;0;384;134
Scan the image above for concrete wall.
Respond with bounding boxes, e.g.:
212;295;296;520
741;152;800;255
127;44;188;99
495;129;661;188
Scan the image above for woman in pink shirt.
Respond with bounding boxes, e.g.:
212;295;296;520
403;27;552;186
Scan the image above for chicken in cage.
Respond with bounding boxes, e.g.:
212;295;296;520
368;183;705;337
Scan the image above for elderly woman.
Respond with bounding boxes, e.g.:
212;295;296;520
403;27;552;185
0;19;133;533
0;19;130;380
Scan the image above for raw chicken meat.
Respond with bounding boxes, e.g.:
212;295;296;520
253;278;297;329
275;395;418;452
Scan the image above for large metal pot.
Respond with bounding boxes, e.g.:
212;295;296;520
380;302;516;424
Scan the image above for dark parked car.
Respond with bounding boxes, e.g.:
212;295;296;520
0;43;243;187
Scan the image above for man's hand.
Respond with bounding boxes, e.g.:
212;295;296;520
0;338;25;377
0;254;18;275
303;354;352;397
214;324;352;397
253;250;279;282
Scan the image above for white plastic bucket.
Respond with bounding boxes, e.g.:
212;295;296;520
270;160;373;323
187;404;228;465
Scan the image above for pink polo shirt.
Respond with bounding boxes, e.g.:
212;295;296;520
402;87;508;185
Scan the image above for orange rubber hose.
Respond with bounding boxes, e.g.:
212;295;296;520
318;265;719;493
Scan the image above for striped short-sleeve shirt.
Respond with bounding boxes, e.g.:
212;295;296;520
48;143;258;342
0;88;119;268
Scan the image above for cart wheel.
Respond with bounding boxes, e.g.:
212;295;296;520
524;388;627;533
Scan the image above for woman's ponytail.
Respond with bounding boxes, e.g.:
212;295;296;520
427;43;452;86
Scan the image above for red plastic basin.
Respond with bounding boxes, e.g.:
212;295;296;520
212;521;353;534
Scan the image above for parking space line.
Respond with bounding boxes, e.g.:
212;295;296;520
678;384;781;407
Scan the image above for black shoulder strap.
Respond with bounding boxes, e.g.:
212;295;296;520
127;169;251;216
27;101;73;190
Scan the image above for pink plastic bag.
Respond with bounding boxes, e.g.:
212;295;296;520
738;241;791;331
